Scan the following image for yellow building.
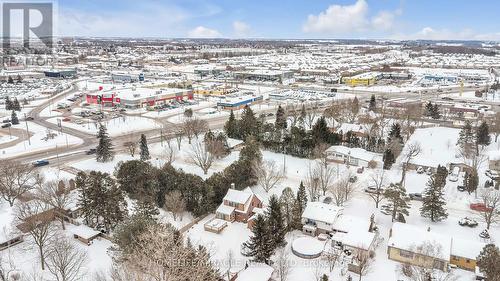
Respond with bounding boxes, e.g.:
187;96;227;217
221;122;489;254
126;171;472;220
450;238;485;271
343;72;380;86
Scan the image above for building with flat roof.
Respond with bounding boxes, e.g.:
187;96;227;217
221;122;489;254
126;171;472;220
233;69;294;83
342;72;381;86
44;69;77;78
216;93;263;110
85;87;193;108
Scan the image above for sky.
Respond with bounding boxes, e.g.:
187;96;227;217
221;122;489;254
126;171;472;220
55;0;500;41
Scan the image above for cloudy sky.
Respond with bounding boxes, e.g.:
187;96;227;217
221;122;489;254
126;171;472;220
56;0;500;40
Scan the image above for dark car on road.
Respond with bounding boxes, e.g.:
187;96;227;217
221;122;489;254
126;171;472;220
409;193;423;201
33;160;50;167
85;148;97;155
1;123;11;128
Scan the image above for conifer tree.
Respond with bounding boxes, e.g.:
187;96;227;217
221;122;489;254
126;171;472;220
279;187;295;230
476;121;491;147
5;97;12;111
431;104;441;119
369;94;376;111
477;244;500;281
424;102;433;117
311;116;330;144
383;149;395;170
275;105;287;130
243;215;274;264
224;110;238;138
96;124;114;162
388;123;403;143
382;183;411;221
457;120;475;148
10;110;19;125
291;182;308;229
298;104;306;128
139;134;150;161
420;174;448;222
464;168;479;194
12;98;20;111
265;195;286;248
134;199;159;221
239;105;258;139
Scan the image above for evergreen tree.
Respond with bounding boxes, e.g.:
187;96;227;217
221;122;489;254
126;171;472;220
457;120;475;148
265;195;287;248
383;149;395;170
298;104;306;128
420;174;448;222
477;244;500;281
296;181;308;211
351;96;360;116
464;168;479;194
431;104;441;119
4;97;12;111
311;116;330;144
239;136;262;164
239;105;259;139
476;121;491;146
7;76;13;83
134;199;159;221
321;274;329;281
275;105;287;130
224;110;239;138
369;94;376;111
139;134;150;161
10;110;19;125
291;182;308;229
435;165;448;187
279;187;295;230
424;102;434;117
243;215;274;264
382;183;411;221
12;98;20;111
96;124;114;162
388;123;403;143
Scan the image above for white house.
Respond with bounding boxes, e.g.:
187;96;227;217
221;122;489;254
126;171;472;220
301;202;343;235
326;145;383;168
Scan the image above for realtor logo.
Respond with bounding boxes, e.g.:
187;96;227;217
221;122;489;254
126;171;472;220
1;1;53;51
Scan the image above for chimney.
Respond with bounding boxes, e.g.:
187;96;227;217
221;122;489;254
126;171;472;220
230;183;235;189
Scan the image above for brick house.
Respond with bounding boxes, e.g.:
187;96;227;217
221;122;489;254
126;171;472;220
215;188;263;224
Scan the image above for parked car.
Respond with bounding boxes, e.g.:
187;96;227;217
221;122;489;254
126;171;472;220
357;167;364;174
457;185;466;192
484;179;494;189
85;148;97;155
470;203;493;212
2;119;11;123
409;193;423;201
33;160;49;167
449;167;460;182
364;186;383;194
425;167;433;175
485;170;500;180
479;229;490;239
24;116;34;121
458;217;478;227
349;175;358;183
416;166;424;174
1;123;11;128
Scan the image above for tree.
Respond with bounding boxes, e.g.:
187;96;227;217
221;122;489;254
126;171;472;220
96;124;114;162
114;160;157;199
478;190;500;230
224;110;239;138
369;95;376;112
399;242;455;281
354;250;373;281
184;108;193;118
274;248;291;281
476;121;491;147
305;164;321;201
7;76;13;84
112;214;159;258
431;104;441;119
383;149;395;170
275;105;287;130
477;244;500;281
424;102;434;117
164;190;186;221
243;215;274;264
4;97;12;111
382;183;411;221
400;142;422;185
491;112;500;142
10;111;18;125
162;139;177;165
12;98;20;111
279;187;295;230
139;134;150;161
457;120;475;157
420;174;448;222
46;237;87;281
0;160;39;206
369;170;386;208
253;160;284;192
123;141;137;157
182;118;208;144
351;96;360;120
188;141;215;175
36;180;74;230
16;201;57;270
331;176;356;207
311;117;331;145
463;168;479;195
291;182;308;229
134;199;159;221
265;195;286;248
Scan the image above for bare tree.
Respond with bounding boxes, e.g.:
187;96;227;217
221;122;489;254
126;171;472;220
354;250;373;281
369;170;387;208
400;142;422;186
182;118;208;144
162;140;177;165
491;112;500;142
399;242;457;281
304;108;317;130
477;190;500;230
305;164;320;201
225;250;235;281
188;141;215;175
46;237;87;281
16;201;58;270
36;180;74;230
253;160;285;192
322;246;342;271
274;248;291;281
173;124;184;150
315;162;336;196
123;141;137;157
0;160;40;206
313;142;331;168
164;191;186;221
0;253;21;281
329;176;356;207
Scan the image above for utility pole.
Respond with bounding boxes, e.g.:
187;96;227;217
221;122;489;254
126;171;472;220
23;113;30;145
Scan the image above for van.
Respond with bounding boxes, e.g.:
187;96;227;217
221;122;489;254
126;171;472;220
449;167;460;182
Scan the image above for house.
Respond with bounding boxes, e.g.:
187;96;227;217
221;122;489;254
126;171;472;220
325;145;383;168
329;214;377;254
233;263;274;281
450;238;485;271
69;224;102;245
301;202;343;235
488;151;500;171
215;187;263;224
388;223;451;272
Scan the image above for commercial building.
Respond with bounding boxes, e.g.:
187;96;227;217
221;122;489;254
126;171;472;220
44;69;77;78
217;93;263;110
85;87;193;108
342;72;381;86
111;71;144;83
233;69;294;83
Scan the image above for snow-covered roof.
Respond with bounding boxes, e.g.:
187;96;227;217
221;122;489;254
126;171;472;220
236;263;274;281
326;145;382;163
331;231;375;251
302;202;343;225
0;205;20;243
332;214;370;233
216;204;235;216
68;224;101;240
223;189;252;205
451;238;485;260
388;222;451;260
